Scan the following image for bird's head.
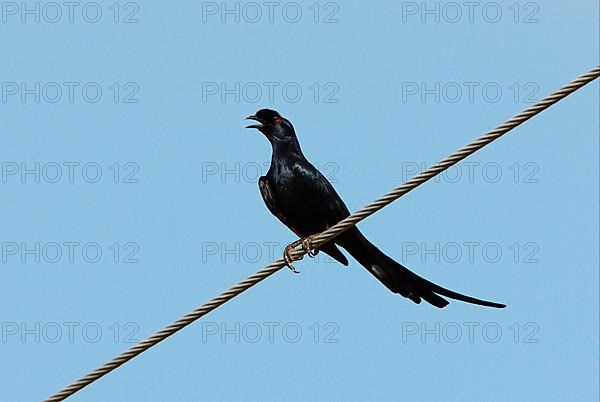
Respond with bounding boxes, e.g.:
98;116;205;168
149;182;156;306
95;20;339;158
246;109;296;142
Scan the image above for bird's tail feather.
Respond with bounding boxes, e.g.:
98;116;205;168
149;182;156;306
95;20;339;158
338;230;505;309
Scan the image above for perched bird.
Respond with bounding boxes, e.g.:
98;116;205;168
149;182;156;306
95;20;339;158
246;109;505;309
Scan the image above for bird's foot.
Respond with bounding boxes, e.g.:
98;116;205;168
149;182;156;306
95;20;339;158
283;235;319;274
284;239;303;274
302;235;319;257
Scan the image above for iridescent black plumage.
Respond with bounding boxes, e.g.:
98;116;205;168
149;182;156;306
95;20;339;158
247;109;505;308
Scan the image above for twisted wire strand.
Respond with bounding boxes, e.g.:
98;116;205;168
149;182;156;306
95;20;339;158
46;66;599;401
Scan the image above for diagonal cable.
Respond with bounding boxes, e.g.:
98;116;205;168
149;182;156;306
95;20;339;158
45;65;599;401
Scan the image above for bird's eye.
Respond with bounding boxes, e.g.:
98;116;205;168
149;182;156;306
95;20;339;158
274;118;283;125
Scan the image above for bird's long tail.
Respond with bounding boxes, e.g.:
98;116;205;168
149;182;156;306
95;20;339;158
337;229;505;309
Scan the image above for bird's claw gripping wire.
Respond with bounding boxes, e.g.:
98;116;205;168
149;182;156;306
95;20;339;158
283;235;319;273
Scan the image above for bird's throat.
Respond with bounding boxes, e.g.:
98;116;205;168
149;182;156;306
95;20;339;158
269;137;305;161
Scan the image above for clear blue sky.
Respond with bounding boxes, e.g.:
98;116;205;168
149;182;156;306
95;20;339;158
1;1;598;401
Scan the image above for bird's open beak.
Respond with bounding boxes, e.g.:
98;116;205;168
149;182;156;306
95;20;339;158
245;115;264;130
